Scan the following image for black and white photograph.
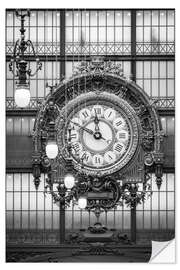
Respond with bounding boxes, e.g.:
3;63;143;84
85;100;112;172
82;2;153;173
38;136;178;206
4;6;175;263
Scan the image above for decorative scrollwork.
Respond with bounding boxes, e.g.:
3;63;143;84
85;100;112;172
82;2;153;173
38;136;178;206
121;183;152;209
32;58;164;220
73;57;125;79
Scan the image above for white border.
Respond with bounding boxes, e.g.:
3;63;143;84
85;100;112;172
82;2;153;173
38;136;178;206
0;1;179;269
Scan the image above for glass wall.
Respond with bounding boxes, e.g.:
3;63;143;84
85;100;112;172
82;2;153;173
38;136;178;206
6;9;175;102
136;61;175;97
6;10;61;44
65;10;131;55
6;173;175;231
136;174;175;230
6;117;35;135
136;10;175;42
6;174;60;230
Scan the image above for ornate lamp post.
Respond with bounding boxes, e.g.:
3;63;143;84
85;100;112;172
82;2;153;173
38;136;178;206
9;10;42;108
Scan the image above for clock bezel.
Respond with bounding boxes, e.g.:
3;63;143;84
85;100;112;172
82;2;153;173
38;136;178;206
56;91;141;177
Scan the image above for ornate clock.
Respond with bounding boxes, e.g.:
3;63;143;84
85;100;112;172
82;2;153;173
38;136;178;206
57;91;141;177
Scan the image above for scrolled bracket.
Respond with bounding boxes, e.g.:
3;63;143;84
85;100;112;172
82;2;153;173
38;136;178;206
32;152;41;190
153;152;164;190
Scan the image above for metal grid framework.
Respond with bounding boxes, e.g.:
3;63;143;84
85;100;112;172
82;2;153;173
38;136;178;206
6;173;175;236
6;97;175;111
6;10;175;56
136;61;175;97
6;9;175;107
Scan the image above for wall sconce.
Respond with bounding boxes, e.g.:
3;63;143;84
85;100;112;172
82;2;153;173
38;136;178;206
78;197;87;209
45;121;58;159
64;174;75;189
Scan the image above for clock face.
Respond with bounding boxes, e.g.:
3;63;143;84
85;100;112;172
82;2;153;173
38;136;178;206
57;92;140;176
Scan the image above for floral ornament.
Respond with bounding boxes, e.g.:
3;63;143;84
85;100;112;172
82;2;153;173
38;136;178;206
121;183;152;209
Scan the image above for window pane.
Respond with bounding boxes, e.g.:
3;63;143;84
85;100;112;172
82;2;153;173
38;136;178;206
14;193;21;210
22;193;29;210
124;11;131;25
160;79;166;96
167;193;174;210
144;26;151;42
107;27;114;42
6;192;13;210
167;79;174;96
38;11;44;26
136;211;143;229
107;11;114;26
115;11;122;25
167;174;174;191
6;174;13;191
152;80;159;96
167;10;175;25
90;27;97;42
66;11;72;26
152;62;159;78
124;27;131;42
144;62;151;78
144;11;151;25
14;212;21;228
152;10;158;25
115;27;122;42
136;62;143;78
99;27;106;42
168;211;175;229
144;212;151;229
160;11;167;25
160;212;167;229
168;27;174;42
22;212;29;229
136;27;143;42
90;11;97;26
136;11;143;25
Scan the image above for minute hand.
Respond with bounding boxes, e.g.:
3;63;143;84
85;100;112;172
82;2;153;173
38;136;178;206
70;121;94;135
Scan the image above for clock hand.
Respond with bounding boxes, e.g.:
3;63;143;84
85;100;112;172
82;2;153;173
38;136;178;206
100;136;111;144
94;112;100;132
70;121;94;135
71;121;111;144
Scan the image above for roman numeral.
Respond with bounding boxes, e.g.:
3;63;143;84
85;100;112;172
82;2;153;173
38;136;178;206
70;133;77;139
115;143;123;152
81;152;89;161
95;157;101;163
118;132;126;139
108;111;112;118
82;110;89;118
73;143;80;154
95;157;101;164
94;108;101;115
116;120;123;126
